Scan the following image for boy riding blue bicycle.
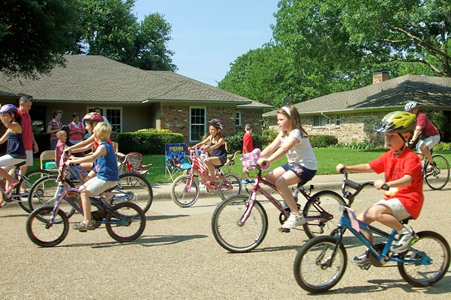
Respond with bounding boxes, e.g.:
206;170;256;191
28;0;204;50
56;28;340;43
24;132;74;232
336;111;423;265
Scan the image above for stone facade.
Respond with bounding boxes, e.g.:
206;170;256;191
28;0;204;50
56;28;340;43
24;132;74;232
269;112;388;147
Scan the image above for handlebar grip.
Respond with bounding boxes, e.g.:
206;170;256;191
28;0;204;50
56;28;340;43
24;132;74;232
381;184;390;191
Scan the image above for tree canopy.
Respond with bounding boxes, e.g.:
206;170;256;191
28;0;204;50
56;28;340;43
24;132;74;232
0;0;176;79
273;0;451;77
0;0;82;78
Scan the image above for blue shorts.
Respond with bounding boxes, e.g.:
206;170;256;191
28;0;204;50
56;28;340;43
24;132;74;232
281;163;316;185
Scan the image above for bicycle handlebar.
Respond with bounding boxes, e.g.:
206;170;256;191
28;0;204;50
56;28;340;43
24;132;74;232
340;169;389;201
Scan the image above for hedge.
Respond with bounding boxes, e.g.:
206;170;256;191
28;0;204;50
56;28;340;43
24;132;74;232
116;129;183;155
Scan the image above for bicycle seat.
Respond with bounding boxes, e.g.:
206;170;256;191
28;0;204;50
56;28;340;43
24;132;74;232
14;161;27;168
401;216;414;224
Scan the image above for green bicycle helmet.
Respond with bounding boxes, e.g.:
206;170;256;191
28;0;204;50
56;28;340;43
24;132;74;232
375;111;416;133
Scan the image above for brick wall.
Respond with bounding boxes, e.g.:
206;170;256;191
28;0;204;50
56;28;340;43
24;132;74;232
161;104;263;146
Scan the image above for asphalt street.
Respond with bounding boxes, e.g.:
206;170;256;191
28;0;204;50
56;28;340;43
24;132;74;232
1;173;450;299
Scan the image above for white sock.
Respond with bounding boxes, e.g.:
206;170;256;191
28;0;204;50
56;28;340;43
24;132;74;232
398;226;412;235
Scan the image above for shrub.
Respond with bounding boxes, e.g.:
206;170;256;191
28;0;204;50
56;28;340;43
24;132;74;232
309;135;338;148
225;132;264;153
116;129;183;155
332;140;376;150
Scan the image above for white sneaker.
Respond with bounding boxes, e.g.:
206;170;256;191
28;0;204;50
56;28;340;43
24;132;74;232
281;212;306;229
391;228;418;253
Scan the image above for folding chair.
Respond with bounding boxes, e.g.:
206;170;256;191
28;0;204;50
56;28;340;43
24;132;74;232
123;152;152;176
165;143;191;182
40;150;58;172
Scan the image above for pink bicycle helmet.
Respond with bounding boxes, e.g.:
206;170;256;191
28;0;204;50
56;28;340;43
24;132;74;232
0;104;18;115
83;112;104;123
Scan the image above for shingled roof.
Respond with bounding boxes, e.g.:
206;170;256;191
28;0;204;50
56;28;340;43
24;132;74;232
263;75;451;117
0;55;254;104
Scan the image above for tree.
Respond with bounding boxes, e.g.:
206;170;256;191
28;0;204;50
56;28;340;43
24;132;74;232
273;0;451;77
0;0;82;78
78;0;176;71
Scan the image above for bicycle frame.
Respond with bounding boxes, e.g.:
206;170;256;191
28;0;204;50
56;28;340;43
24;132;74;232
1;163;45;202
239;168;332;226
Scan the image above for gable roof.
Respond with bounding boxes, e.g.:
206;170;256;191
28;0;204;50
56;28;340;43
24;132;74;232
263;75;451;117
0;55;254;104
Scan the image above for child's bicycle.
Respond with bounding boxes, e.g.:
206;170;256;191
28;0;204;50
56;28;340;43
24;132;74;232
293;169;450;293
417;148;450;190
27;157;153;216
0;161;51;212
211;153;346;253
25;155;146;247
170;147;242;207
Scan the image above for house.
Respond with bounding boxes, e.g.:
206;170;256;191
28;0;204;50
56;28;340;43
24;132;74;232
263;72;451;146
0;55;272;147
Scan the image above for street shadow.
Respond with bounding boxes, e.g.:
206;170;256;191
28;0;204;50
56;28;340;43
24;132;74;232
146;214;190;221
56;234;208;249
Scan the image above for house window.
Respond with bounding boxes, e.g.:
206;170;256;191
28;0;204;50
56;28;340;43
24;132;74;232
88;107;122;132
190;107;206;142
336;115;341;127
313;115;328;127
236;111;242;126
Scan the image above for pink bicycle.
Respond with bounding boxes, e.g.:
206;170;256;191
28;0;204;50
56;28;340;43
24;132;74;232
170;148;242;207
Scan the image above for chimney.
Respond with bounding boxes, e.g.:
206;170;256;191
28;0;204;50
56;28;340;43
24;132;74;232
372;70;389;84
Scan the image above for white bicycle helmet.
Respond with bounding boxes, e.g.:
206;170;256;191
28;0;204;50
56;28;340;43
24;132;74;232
404;101;418;111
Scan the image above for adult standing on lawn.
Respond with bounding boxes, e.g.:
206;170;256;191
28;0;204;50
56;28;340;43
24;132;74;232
17;95;39;178
405;101;440;172
47;109;63;150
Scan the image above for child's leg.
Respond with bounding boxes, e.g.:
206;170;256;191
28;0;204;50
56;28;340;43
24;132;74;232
0;168;14;186
205;157;222;183
272;168;301;215
80;190;93;225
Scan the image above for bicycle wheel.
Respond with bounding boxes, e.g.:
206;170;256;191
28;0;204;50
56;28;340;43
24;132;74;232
218;173;242;200
211;194;268;253
16;169;52;213
303;191;346;239
171;174;199;207
424;155;450;190
113;173;153;214
28;175;76;218
26;205;69;247
105;202;146;243
293;236;347;293
398;231;450;287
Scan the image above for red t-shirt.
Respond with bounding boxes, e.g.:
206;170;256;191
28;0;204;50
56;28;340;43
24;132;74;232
18;109;33;150
369;147;423;219
417;112;439;138
242;132;253;154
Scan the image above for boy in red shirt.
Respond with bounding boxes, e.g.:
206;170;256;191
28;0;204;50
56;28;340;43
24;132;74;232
241;124;254;184
336;111;423;265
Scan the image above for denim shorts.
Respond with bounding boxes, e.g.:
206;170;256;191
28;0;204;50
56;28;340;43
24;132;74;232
281;163;316;186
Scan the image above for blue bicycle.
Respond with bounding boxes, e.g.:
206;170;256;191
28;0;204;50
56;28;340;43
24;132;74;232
293;170;450;293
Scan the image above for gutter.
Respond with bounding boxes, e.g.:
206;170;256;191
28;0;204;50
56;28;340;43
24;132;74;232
321;112;332;135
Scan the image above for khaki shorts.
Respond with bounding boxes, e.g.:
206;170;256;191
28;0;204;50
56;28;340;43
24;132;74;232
373;198;411;221
83;177;118;196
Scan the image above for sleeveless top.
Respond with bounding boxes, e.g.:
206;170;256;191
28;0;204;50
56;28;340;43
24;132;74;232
210;137;227;160
68;121;83;142
7;131;27;159
94;141;120;181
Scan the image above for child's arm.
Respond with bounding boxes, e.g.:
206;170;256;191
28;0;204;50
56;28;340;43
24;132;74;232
0;114;21;133
206;137;225;150
336;163;372;173
66;145;106;166
66;134;95;153
0;131;8;144
189;135;211;150
374;174;412;190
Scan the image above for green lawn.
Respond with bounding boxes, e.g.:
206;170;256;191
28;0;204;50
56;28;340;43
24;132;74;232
33;149;451;184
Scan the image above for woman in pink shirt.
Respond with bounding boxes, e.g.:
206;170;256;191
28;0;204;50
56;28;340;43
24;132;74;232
68;113;84;146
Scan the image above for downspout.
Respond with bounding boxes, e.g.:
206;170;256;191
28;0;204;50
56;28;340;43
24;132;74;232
321;112;332;135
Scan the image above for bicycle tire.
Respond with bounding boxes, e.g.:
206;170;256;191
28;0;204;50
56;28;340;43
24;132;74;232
218;173;242;200
293;236;347;293
397;231;450;287
113;173;153;214
26;205;69;247
105;202;146;243
15;169;52;213
211;194;268;253
302;191;346;239
424;155;450;190
28;175;76;218
171;174;199;207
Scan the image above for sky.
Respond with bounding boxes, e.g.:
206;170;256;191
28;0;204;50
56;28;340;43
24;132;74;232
133;1;279;87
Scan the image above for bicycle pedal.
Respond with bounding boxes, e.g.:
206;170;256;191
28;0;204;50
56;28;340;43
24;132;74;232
278;227;291;233
358;263;371;270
